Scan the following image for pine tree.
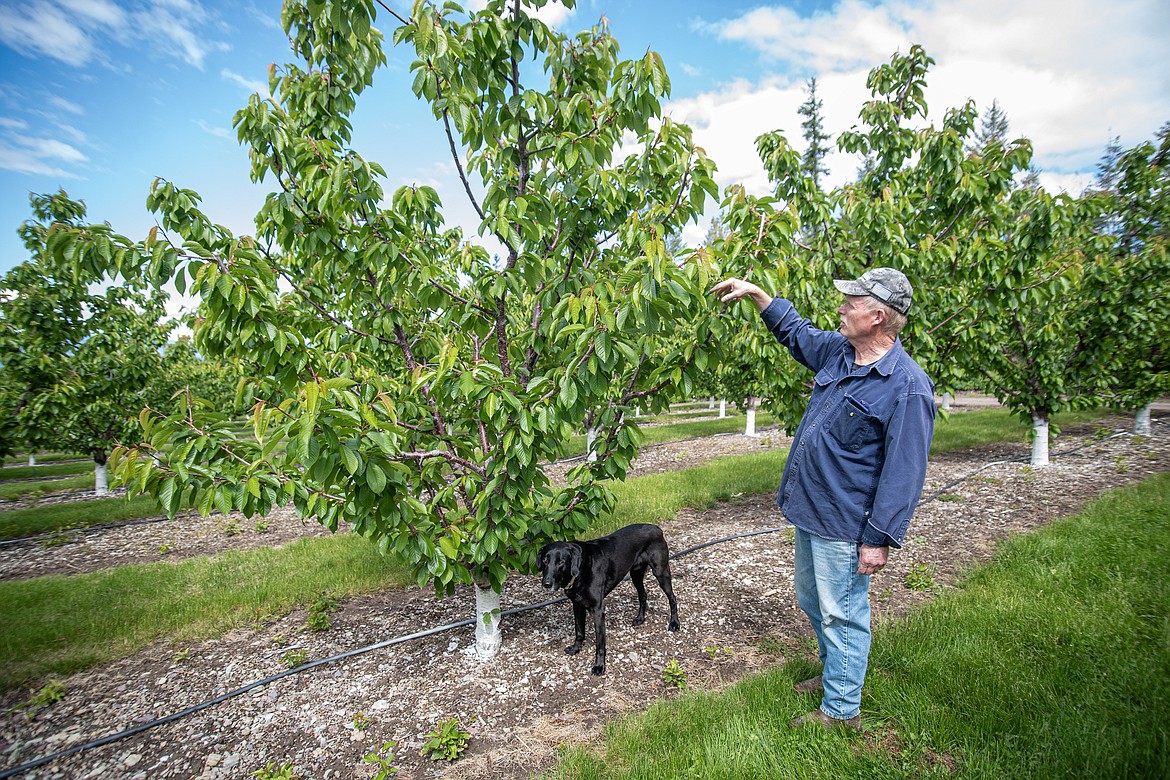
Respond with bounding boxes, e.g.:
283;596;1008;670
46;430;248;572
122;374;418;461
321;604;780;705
968;99;1011;154
797;77;831;189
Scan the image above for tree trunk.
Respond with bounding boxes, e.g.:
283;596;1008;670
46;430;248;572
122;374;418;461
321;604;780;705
1030;414;1050;468
94;462;110;495
940;392;953;412
1134;404;1152;436
744;397;758;436
586;425;598;462
718;399;727;419
28;452;36;467
709;396;715;410
473;584;502;661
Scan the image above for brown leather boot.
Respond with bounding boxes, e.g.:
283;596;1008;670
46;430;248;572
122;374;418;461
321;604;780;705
789;708;861;731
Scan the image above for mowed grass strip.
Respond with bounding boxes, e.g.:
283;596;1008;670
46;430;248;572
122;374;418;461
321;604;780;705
0;475;94;502
0;461;94;481
0;534;408;689
0;495;164;541
548;473;1170;780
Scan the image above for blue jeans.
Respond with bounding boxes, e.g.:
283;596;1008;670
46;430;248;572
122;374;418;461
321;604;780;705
793;528;872;720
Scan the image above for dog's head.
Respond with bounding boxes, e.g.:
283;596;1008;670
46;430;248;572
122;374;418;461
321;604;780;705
537;542;581;591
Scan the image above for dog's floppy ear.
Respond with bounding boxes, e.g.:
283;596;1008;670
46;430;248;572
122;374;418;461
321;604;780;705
568;544;582;581
536;545;547;572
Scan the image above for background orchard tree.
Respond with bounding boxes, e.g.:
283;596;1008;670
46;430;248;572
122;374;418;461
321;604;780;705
724;48;1029;426
53;0;720;659
2;192;173;492
1078;125;1170;435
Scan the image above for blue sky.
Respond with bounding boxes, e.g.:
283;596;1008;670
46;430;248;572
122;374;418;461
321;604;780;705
2;0;1168;282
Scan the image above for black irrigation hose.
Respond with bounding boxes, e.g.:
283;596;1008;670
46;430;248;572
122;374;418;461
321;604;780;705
0;420;1160;778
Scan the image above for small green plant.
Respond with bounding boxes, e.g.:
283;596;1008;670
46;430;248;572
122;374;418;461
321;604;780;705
254;520;272;533
1114;455;1129;473
173;647;191;662
306;611;332;633
223;519;242;537
157;542;174;555
304;592;338;633
39;528;79;548
252;761;300;780
280;649;308;669
363;740;399;778
704;645;733;660
15;680;66;720
876;586;895;603
938;493;963;502
756;635;785;656
420;718;471;761
782;527;796;545
905;562;939;592
662;658;687;689
352;711;372;730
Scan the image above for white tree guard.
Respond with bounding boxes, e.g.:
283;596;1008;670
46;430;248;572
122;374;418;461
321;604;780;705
474;584;502;661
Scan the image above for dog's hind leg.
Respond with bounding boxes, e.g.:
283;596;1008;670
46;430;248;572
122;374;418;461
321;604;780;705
652;560;681;632
630;565;649;626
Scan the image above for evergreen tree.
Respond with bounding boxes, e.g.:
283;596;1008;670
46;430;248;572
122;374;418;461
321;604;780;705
968;99;1011;153
797;77;831;188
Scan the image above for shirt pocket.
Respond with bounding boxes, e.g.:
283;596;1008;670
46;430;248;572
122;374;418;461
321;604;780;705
829;396;882;452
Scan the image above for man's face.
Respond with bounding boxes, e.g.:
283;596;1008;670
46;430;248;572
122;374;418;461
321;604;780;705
837;295;880;341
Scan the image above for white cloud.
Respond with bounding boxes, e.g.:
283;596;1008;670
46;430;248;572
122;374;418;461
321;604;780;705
689;0;1169;188
0;1;96;66
0;0;231;71
195;119;232;139
222;68;269;97
0;136;87;177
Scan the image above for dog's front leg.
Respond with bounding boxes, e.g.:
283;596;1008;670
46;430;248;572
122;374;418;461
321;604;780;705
566;602;586;655
592;600;607;676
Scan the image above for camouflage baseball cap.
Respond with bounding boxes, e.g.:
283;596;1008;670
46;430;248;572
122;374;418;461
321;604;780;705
833;267;913;314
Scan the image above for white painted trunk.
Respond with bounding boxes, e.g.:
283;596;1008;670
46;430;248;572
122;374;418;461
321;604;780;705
586;425;598;462
745;397;758;436
634;406;640;418
473;584;502;661
1134;404;1152;436
28;453;36;467
1030;415;1050;468
709;397;715;410
94;462;110;495
940;392;953;412
718;399;727;419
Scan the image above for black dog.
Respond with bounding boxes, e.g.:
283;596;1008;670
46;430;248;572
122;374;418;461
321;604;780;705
537;523;680;675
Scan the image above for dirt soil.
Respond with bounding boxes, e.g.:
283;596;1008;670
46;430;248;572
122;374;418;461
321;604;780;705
1;408;1168;780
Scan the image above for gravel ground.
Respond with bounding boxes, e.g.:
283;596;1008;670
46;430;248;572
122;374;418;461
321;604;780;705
0;409;1167;780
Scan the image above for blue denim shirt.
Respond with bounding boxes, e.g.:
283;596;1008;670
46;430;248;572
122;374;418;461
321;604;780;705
761;298;935;548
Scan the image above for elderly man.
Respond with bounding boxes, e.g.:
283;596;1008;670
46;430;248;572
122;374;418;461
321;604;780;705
710;268;935;730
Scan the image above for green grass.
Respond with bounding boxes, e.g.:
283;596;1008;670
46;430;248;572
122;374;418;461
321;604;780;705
0;461;93;481
0;475;94;502
0;534;408;689
1;452;87;467
0;495;164;541
930;408;1105;454
560;413;777;458
548;473;1170;779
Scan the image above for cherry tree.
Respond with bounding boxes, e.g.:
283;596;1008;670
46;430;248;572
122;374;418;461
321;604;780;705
52;0;719;658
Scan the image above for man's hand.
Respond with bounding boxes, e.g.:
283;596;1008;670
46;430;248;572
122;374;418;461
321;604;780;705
858;544;888;576
709;278;773;311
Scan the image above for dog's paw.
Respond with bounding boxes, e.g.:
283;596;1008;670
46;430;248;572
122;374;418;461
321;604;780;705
591;664;606;676
565;643;582;655
631;616;646;627
667;618;680;632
